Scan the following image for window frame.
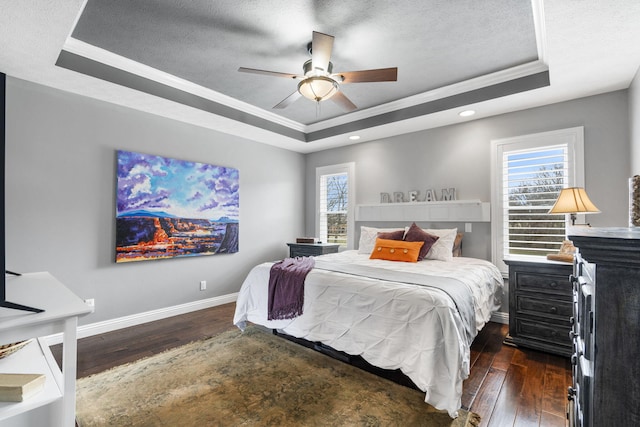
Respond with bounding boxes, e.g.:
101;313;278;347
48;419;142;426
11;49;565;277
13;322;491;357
490;127;585;274
315;162;355;250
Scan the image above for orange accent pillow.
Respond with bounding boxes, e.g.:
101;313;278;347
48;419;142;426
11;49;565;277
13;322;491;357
369;238;424;263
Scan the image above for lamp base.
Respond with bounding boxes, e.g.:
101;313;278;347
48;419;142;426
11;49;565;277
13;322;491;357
546;253;574;263
546;240;576;263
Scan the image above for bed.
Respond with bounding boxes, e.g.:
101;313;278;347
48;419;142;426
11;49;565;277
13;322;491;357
233;225;503;418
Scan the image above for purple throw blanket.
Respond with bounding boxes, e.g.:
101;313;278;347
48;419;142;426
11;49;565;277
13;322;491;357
268;256;315;320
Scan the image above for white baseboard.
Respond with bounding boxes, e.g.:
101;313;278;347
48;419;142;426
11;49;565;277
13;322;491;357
44;293;238;346
43;293;509;345
490;311;509;324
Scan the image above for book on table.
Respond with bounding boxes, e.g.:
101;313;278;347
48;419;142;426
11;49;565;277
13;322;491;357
0;373;46;402
296;237;316;243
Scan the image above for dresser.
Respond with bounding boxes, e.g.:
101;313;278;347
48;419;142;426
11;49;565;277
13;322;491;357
567;228;640;427
287;243;340;258
503;258;573;357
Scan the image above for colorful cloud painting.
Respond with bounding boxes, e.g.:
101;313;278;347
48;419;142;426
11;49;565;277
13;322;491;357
115;150;239;262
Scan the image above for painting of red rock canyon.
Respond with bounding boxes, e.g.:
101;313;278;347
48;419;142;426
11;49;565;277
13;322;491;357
116;150;239;263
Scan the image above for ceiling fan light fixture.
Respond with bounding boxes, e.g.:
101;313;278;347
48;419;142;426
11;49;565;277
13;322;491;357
238;31;397;111
297;76;339;102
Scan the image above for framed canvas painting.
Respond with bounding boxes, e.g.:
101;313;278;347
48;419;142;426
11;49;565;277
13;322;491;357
115;150;239;262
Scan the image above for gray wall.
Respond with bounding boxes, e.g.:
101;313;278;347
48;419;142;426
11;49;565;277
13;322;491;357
631;66;640;174
5;77;305;325
5;76;632;325
305;90;630;313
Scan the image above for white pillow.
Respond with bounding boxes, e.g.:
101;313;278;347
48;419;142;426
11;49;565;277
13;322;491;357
357;226;408;254
423;228;458;261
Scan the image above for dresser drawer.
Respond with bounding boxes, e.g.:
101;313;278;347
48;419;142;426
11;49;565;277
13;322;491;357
290;246;324;257
504;259;573;357
514;317;572;349
287;243;340;257
516;295;573;319
514;271;571;296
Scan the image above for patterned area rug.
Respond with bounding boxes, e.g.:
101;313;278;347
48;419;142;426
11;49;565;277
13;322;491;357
76;326;480;426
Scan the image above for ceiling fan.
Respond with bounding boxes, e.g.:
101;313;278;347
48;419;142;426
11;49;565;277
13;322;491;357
238;31;398;111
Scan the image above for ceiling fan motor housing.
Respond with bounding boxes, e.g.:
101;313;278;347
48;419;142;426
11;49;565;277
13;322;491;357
303;59;333;76
298;59;340;102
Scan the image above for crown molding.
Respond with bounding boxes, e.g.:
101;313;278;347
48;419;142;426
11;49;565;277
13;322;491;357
61;35;548;138
62;37;307;133
306;60;549;133
532;0;548;65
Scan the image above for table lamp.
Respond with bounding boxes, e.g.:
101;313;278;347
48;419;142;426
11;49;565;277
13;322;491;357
548;187;600;226
547;187;600;262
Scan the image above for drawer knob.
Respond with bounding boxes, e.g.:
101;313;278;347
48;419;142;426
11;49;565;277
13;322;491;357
549;306;557;314
549;281;558;288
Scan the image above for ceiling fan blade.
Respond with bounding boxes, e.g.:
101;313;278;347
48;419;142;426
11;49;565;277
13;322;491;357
311;31;334;74
336;67;398;83
238;67;299;79
330;91;357;111
273;90;303;109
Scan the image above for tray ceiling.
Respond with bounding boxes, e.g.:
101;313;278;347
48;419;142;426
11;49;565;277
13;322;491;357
1;1;639;152
56;0;548;142
67;0;540;125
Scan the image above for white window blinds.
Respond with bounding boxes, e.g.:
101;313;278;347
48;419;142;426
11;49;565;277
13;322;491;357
316;163;355;249
502;145;568;257
491;127;585;273
318;172;348;245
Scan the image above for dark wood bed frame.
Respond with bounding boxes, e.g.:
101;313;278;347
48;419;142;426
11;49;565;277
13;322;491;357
273;330;421;391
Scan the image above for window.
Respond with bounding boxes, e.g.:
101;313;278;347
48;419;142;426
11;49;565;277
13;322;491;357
316;163;355;249
491;127;585;273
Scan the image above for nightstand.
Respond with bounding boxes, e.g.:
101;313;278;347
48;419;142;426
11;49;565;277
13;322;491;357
503;258;573;357
287;243;340;257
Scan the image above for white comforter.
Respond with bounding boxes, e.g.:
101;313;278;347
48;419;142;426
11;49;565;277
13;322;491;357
233;250;503;418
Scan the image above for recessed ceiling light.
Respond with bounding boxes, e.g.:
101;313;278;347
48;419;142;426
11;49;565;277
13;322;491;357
459;110;476;117
349;135;361;140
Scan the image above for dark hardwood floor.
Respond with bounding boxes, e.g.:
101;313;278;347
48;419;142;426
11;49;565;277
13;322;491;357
464;321;571;427
52;303;571;427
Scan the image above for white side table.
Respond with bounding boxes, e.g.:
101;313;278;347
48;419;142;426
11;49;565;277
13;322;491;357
0;272;91;427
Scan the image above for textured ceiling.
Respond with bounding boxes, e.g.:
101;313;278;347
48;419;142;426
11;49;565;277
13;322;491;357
2;1;639;152
67;0;539;125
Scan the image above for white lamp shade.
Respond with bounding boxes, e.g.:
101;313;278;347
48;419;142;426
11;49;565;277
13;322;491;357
548;187;600;214
298;76;338;102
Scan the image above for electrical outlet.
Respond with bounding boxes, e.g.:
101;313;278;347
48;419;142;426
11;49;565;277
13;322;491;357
200;280;207;291
85;298;95;313
465;223;472;233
